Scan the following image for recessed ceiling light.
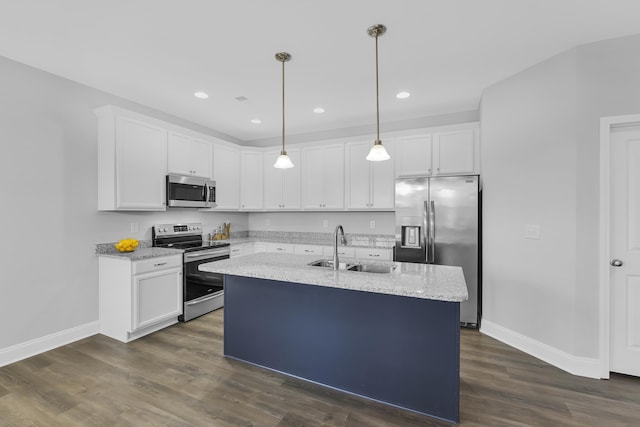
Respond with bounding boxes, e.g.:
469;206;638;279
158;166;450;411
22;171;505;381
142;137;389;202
396;91;411;99
194;91;209;99
313;107;325;114
250;119;262;124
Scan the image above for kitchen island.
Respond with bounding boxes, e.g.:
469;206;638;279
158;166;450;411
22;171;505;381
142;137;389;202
200;253;467;424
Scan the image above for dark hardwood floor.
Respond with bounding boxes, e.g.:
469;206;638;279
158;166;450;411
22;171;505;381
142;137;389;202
1;310;639;426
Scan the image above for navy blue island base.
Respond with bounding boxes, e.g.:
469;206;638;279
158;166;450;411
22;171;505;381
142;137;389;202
223;275;461;424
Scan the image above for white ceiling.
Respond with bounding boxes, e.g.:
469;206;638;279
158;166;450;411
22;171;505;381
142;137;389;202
1;0;640;143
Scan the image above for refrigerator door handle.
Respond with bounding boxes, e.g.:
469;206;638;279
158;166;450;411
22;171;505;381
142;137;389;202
429;200;436;263
423;201;429;263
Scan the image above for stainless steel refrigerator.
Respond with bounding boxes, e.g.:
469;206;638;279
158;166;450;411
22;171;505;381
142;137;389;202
395;175;481;327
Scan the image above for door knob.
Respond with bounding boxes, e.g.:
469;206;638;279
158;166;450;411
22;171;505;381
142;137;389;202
610;259;624;267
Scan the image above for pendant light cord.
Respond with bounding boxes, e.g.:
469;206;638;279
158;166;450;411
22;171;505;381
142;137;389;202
375;32;380;143
281;57;286;154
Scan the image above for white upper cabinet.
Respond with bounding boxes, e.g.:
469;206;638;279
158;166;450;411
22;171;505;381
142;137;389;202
96;107;168;211
167;131;212;178
302;144;345;210
263;149;301;209
395;126;479;177
395;135;432;177
432;128;477;176
345;140;395;210
240;150;264;210
213;144;241;210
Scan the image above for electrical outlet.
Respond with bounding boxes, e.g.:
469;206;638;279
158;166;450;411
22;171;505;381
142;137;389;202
130;222;139;233
323;220;329;228
369;220;376;229
265;218;271;227
524;224;541;239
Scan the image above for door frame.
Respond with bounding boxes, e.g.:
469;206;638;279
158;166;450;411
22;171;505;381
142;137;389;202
599;113;640;378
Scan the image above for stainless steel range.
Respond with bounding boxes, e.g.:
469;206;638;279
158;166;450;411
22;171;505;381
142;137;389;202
152;222;230;321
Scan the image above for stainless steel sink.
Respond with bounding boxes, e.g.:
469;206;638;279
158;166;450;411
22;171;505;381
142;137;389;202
347;263;395;274
308;259;358;271
308;259;395;274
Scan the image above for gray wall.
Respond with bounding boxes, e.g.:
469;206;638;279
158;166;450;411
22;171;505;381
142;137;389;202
0;56;248;350
481;33;640;359
0;55;405;354
480;48;578;355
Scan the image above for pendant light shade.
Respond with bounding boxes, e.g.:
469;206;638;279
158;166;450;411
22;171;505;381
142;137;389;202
274;52;294;169
366;24;390;162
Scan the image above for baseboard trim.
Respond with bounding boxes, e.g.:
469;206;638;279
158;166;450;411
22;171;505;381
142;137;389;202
0;321;99;368
480;320;602;379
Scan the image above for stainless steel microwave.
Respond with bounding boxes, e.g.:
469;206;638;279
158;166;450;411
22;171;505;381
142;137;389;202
166;174;216;208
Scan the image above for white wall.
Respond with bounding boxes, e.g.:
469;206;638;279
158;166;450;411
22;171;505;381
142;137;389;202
481;32;640;362
480;49;578;355
0;55;248;351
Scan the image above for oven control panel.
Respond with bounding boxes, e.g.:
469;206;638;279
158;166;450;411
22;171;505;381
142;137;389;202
153;223;203;236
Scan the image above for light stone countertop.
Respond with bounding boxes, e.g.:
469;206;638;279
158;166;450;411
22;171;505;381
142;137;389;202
96;247;184;261
200;252;468;302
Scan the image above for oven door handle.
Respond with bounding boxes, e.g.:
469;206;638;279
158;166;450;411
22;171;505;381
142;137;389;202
186;293;222;306
184;251;229;260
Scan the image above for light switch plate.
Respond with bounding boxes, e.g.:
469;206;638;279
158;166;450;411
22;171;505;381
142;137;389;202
524;224;541;239
130;222;139;233
369;220;376;229
323;220;329;228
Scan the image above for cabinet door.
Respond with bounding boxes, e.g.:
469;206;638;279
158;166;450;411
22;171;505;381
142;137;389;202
240;151;264;209
371;141;395;209
213;144;240;209
281;149;301;209
294;244;324;256
355;247;393;261
189;138;213;178
132;266;182;331
323;144;345;209
302;146;326;209
433;129;475;175
116;116;167;210
167;132;193;176
346;142;372;209
395;135;432;177
168;132;212;178
263;150;283;209
266;242;295;254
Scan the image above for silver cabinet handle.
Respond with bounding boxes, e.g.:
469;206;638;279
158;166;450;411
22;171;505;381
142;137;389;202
154;262;167;267
369;253;380;257
611;259;624;267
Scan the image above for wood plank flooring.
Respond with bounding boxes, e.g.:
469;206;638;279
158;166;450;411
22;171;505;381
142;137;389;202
1;310;639;426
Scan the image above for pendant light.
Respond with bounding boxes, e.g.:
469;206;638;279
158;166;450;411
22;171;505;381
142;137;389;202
366;24;390;162
274;52;294;169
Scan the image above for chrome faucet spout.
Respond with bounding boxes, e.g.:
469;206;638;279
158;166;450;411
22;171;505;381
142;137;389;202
333;225;347;270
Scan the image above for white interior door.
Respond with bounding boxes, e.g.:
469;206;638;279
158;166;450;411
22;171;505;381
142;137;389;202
610;124;640;377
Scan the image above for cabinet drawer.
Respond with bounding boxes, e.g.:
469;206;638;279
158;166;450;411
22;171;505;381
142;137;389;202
355;247;393;261
266;242;295;254
294;244;325;256
230;243;254;258
322;246;356;258
133;255;182;275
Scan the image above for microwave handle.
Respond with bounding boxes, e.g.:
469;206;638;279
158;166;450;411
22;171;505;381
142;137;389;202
203;182;208;202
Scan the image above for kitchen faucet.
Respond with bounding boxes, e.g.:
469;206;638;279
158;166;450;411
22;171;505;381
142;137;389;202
333;225;347;270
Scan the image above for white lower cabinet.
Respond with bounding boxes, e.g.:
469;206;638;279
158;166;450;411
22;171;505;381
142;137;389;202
266;242;295;254
354;247;393;261
322;246;356;258
99;254;182;343
294;244;325;256
230;242;257;258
